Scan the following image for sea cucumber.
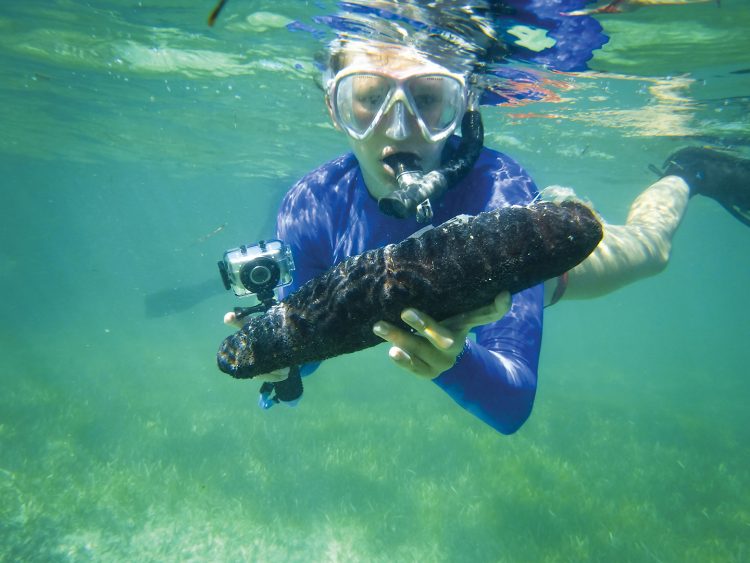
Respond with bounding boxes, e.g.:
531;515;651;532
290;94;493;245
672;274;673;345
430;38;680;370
217;201;602;378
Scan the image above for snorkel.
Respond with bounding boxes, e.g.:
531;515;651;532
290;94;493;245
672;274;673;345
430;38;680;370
379;102;484;223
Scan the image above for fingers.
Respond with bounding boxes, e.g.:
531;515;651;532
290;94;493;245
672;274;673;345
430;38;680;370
442;291;511;332
400;309;455;351
386;345;435;379
373;321;443;378
373;310;462;379
223;311;244;330
372;294;512;380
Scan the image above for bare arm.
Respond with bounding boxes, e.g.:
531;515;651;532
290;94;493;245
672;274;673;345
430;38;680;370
546;175;690;300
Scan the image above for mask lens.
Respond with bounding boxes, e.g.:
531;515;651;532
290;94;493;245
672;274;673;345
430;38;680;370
333;72;464;140
334;73;393;137
406;75;463;135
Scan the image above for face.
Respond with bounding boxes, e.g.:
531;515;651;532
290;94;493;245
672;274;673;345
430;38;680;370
327;46;465;199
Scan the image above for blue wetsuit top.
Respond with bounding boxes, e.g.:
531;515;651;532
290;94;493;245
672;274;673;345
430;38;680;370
276;145;544;434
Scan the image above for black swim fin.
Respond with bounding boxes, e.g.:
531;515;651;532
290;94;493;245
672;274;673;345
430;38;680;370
663;147;750;227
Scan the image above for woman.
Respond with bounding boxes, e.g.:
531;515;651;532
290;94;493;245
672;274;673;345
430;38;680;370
226;40;545;434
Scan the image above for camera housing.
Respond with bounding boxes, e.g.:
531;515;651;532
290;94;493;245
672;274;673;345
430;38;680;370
218;239;295;305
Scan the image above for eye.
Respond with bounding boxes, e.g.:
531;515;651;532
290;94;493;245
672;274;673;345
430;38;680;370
357;91;386;110
351;76;389;111
410;78;447;111
414;93;439;108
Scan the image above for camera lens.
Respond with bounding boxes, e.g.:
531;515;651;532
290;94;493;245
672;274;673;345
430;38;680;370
249;265;271;285
239;257;280;293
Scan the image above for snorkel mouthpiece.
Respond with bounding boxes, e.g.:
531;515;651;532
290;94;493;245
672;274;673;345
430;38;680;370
384;151;421;176
377;110;484;223
379;153;447;222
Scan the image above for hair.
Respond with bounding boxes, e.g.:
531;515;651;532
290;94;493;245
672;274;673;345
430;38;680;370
319;1;504;75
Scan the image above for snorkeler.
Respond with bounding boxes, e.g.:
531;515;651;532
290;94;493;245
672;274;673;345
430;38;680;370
225;38;546;434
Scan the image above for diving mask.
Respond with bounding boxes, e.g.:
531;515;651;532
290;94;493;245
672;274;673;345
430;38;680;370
328;68;467;143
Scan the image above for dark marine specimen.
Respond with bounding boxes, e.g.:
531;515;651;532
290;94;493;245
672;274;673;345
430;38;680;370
217;201;603;378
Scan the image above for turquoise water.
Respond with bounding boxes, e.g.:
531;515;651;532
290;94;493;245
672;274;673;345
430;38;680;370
1;1;749;561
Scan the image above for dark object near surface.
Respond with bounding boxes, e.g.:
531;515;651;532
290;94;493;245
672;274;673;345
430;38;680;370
218;201;603;378
208;0;228;26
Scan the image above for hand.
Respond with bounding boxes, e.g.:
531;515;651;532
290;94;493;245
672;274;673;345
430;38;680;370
223;311;290;383
372;292;511;380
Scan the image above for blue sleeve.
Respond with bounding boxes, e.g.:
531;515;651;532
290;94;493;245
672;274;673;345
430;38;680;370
433;284;544;434
275;154;359;297
276;192;329;299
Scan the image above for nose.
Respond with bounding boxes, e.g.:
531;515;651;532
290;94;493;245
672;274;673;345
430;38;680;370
384;100;413;141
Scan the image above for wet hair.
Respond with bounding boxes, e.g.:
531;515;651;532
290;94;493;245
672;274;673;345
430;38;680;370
318;1;502;77
316;37;478;100
325;41;351;76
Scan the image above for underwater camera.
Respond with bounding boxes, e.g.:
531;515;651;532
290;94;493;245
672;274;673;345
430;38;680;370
218;239;302;405
218;239;295;315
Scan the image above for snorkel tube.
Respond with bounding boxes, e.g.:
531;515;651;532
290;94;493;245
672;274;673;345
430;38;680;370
378;107;484;223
